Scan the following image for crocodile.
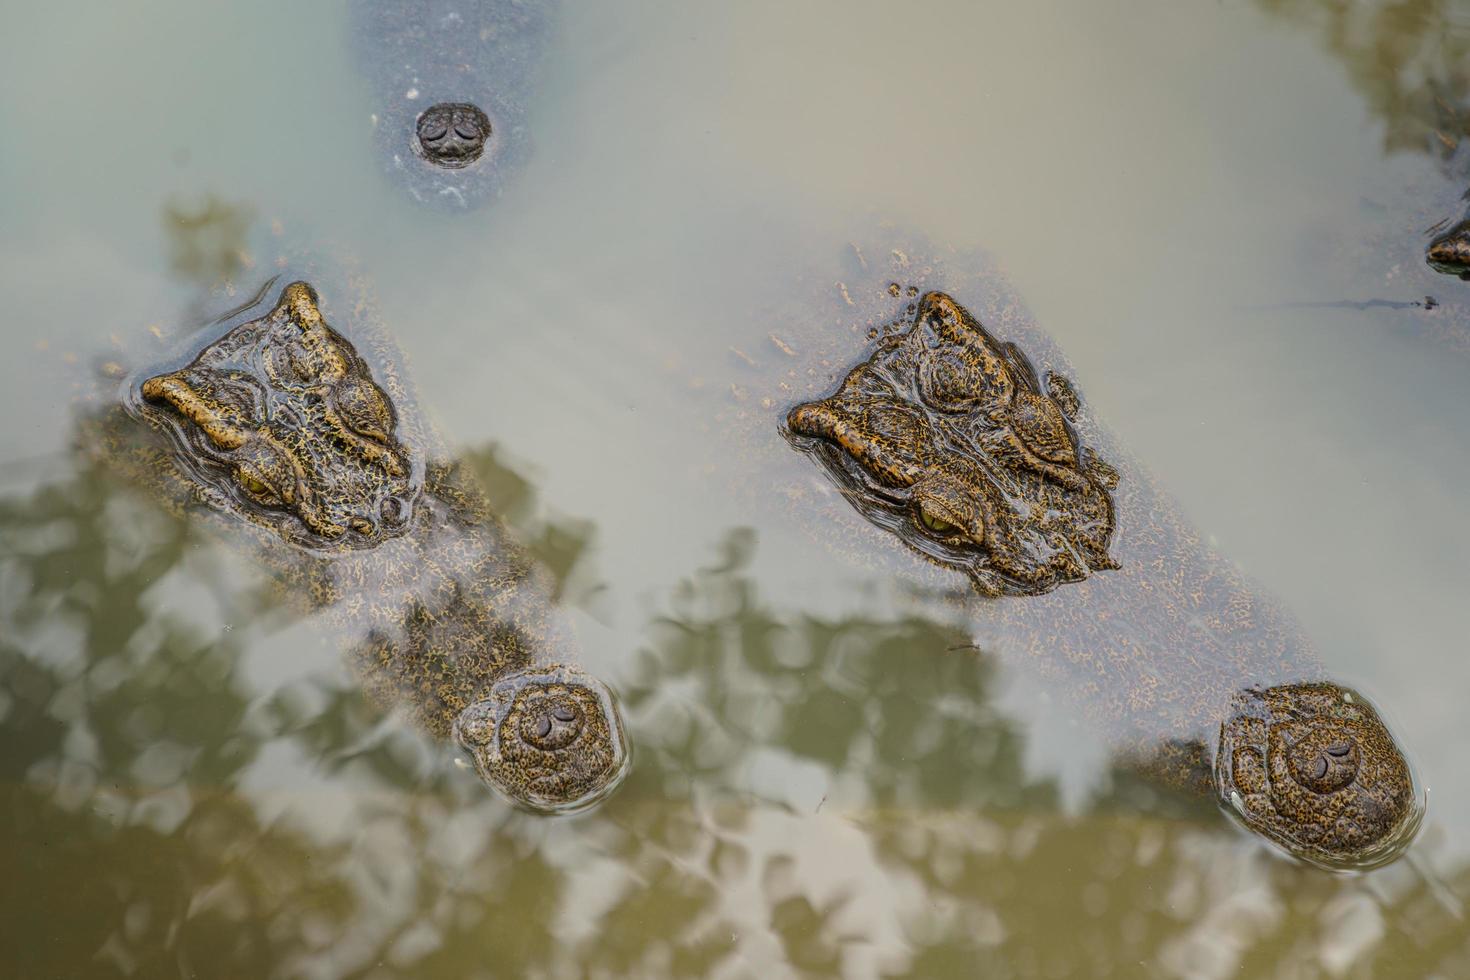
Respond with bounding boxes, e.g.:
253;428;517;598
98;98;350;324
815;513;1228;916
349;0;557;211
734;235;1424;869
93;275;627;813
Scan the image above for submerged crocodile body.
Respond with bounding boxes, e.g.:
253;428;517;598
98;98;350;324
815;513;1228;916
751;237;1423;869
350;0;556;210
96;278;626;813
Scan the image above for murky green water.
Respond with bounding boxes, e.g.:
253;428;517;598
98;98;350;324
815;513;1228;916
4;1;1470;976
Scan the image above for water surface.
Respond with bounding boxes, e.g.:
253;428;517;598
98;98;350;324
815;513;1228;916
3;1;1470;976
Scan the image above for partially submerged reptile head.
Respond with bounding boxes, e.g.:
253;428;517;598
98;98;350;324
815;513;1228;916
1426;218;1470;279
452;664;629;814
1215;683;1422;870
785;291;1118;596
134;281;421;551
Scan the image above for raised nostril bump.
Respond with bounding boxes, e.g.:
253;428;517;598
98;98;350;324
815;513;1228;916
416;103;490;168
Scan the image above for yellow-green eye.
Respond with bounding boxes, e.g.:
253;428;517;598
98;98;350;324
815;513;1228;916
236;469;276;499
919;509;959;534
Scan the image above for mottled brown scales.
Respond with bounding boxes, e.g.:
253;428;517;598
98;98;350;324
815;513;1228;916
744;236;1422;869
786;290;1119;597
96;279;627;814
138;281;415;545
1214;683;1416;868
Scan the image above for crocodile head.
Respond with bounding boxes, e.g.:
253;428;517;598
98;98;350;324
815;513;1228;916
785;291;1118;596
135;281;421;551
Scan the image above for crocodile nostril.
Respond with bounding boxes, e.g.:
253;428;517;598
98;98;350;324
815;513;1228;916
537;716;552;739
415;103;491;168
1286;728;1362;794
553;706;575;722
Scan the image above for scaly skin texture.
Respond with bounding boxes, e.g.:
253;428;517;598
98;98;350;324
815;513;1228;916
103;278;627;814
138;282;416;547
787;290;1118;597
740;235;1422;869
1216;683;1416;870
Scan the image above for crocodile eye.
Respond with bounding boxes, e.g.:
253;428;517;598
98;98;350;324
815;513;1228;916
234;466;282;505
919;508;959;534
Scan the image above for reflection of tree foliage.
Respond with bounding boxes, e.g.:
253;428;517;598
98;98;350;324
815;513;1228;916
162;195;255;289
4;435;1469;977
621;528;1056;815
1256;0;1470;162
462;442;602;606
0;442;576;976
0;456;350;976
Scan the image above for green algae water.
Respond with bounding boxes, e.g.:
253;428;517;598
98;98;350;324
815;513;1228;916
3;1;1470;976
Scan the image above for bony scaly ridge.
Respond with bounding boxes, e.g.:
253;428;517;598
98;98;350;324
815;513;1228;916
138;282;413;547
785;290;1118;596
